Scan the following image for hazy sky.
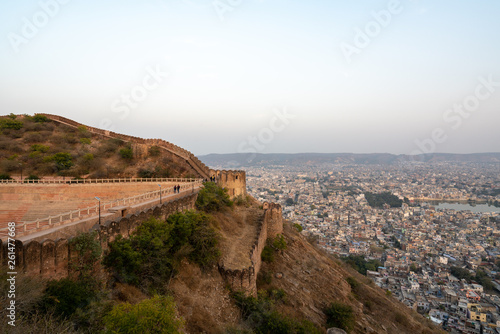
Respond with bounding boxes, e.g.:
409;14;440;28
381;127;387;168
1;0;499;156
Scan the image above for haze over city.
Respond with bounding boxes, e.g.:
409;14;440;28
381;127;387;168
1;0;499;155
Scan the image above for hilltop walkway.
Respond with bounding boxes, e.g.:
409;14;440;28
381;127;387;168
0;178;202;241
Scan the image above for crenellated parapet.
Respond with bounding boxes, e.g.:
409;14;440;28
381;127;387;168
217;264;256;295
37;114;211;179
211;170;246;198
3;193;197;279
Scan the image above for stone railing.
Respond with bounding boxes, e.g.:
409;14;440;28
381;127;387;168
2;193;198;279
0;177;201;185
0;180;202;239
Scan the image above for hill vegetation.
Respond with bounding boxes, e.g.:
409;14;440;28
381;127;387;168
0;182;444;333
0;115;445;333
0;114;195;179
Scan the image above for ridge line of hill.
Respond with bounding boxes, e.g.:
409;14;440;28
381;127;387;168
38;113;211;178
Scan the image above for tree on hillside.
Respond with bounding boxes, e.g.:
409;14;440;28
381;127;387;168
195;182;233;212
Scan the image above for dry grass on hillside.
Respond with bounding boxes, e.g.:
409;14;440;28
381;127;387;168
0;114;196;179
258;222;445;334
214;198;264;270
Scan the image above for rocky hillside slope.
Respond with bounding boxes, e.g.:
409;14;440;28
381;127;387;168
169;204;444;333
0;114;201;180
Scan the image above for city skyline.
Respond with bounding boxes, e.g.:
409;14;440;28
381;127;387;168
1;0;499;155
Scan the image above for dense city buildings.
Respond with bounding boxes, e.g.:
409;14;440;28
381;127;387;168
239;161;500;333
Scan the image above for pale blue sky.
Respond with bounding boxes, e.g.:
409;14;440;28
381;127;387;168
1;0;499;155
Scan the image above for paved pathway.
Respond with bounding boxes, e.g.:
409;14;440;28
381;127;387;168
0;183;201;241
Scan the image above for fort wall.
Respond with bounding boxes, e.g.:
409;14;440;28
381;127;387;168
0;182;180;203
0;182;184;224
38;114;211;178
3;193;197;279
218;202;283;295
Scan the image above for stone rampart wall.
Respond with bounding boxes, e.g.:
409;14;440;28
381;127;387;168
2;194;197;279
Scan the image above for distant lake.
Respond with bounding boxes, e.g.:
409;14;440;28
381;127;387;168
431;202;500;213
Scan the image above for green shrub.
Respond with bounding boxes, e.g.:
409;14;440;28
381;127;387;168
0;118;23;130
80;138;91;145
39;278;97;318
272;234;287;251
0;173;12;180
46;152;73;170
77;125;92;139
185;217;221;269
261;246;275;263
24;175;40;182
231;291;321;334
69;231;102;280
261;235;287;263
83;153;94;161
138;168;154;178
119;146;133;160
293;223;303;232
104;213;220;290
168;211;221;269
33;114;49;123
196;182;233;212
103;295;184;334
149;146;161;156
346;277;360;290
257;271;273;286
325;302;355;333
30;144;50;153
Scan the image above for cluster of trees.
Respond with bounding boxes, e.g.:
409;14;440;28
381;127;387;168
261;235;287;263
195;182;233;212
325;302;355;333
231;289;321;334
364;192;403;208
342;255;382;276
450;266;494;291
104;212;221;291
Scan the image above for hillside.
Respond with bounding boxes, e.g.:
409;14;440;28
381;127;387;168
0;114;444;333
0;114;202;180
0;205;444;333
171;214;445;333
260;222;444;334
